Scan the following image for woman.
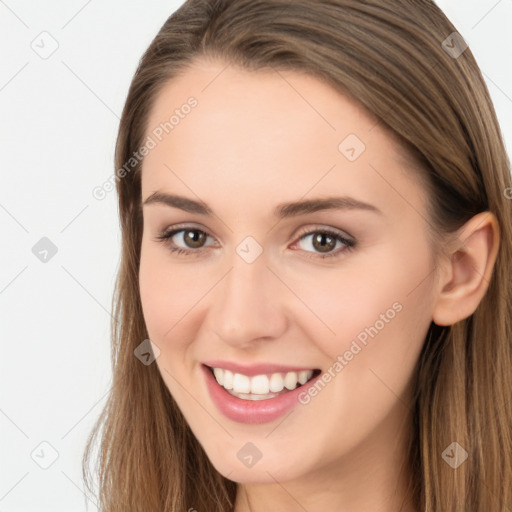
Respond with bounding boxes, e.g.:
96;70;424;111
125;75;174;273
83;1;512;510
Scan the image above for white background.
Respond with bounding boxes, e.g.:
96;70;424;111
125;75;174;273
1;1;511;510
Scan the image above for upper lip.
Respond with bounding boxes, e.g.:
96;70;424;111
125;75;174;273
203;360;319;377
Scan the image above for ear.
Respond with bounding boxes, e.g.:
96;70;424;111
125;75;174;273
432;211;500;326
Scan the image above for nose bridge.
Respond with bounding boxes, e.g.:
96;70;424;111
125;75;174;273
209;245;287;346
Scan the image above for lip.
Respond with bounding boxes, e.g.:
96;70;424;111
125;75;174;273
202;359;318;377
202;363;322;424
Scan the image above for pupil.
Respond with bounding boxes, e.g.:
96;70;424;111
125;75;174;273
314;233;334;253
186;230;205;248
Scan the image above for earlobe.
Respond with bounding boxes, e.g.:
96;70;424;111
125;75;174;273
432;211;500;326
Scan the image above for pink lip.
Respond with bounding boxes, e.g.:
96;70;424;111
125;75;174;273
202;359;317;377
201;364;321;424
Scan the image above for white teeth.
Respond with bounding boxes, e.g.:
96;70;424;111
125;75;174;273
211;367;315;396
284;371;298;390
232;373;251;394
298;370;309;385
213;367;224;386
269;372;284;392
227;390;279;401
223;369;233;390
251;375;270;394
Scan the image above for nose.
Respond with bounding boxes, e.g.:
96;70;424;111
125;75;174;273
208;248;289;349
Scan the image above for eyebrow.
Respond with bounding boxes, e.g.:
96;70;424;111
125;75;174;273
142;191;382;217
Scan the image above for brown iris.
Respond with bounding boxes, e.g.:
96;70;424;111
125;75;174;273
311;232;336;253
181;229;207;249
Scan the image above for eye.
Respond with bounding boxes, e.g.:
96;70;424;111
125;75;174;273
154;224;356;260
291;227;355;259
154;225;215;257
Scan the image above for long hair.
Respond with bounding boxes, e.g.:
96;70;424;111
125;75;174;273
82;1;512;510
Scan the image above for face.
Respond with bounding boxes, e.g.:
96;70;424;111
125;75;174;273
138;58;438;485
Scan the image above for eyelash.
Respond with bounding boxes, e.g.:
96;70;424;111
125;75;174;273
154;224;356;260
298;229;355;259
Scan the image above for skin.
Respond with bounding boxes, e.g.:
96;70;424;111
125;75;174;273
138;57;499;512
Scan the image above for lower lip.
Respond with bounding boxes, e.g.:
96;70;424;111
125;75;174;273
202;364;320;424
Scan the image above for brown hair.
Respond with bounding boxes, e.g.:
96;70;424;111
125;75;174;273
82;1;512;510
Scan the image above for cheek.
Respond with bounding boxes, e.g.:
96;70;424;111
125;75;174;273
283;241;434;358
139;241;222;364
280;244;434;450
139;242;193;343
138;244;200;403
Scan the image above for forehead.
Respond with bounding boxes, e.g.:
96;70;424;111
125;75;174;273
141;59;425;218
145;59;381;149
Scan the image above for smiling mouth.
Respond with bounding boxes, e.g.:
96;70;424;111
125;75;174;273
205;365;322;401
